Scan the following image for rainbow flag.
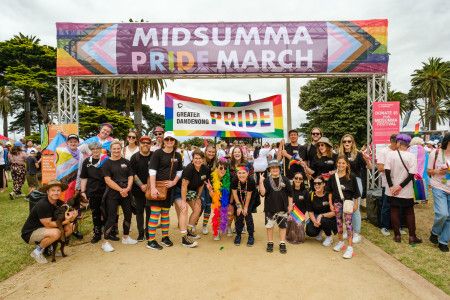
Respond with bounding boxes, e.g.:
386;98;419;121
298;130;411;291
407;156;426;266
290;205;306;224
414;122;420;135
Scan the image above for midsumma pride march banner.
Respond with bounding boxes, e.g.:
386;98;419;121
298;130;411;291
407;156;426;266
165;93;283;138
56;20;388;76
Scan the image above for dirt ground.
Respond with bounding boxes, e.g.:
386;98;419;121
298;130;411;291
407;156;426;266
0;209;426;300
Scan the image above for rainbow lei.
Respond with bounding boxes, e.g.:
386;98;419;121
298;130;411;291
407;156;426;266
211;168;230;236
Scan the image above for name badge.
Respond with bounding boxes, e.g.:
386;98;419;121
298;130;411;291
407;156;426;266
326;160;334;165
201;175;206;180
120;164;127;168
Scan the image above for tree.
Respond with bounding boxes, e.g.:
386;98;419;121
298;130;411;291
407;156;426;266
298;78;367;146
0;86;12;137
182;137;214;147
141;104;165;134
78;105;134;140
411;57;450;130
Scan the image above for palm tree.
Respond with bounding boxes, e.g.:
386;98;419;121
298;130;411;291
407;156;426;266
411;57;450;130
0;86;12;137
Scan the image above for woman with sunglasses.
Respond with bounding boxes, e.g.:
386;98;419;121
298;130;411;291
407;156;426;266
200;145;217;235
303;137;337;183
147;131;183;250
338;134;372;244
329;155;360;259
305;176;337;247
123;130;139;161
292;172;309;215
306;128;323;166
205;158;231;241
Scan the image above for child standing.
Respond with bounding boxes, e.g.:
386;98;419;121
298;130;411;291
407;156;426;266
259;160;293;254
231;164;256;246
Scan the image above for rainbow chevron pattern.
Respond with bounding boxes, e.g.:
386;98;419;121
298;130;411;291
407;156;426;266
165;93;283;138
57;20;388;76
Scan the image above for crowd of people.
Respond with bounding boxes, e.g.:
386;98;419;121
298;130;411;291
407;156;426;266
7;123;449;264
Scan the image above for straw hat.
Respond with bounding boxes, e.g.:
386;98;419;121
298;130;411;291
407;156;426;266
39;180;68;192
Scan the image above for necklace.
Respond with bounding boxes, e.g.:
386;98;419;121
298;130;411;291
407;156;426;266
269;175;285;191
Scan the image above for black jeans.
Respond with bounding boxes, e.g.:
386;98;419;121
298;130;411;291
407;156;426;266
235;212;254;236
88;194;104;234
104;190;132;237
133;192;150;237
306;215;337;237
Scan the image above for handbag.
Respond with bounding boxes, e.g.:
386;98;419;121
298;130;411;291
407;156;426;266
286;216;305;244
335;173;354;214
397;150;426;202
145;152;175;201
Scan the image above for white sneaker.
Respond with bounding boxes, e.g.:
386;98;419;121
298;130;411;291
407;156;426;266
322;236;333;247
343;246;353;259
202;226;209;235
400;229;407;235
352;233;362;244
122;236;138;245
380;228;391;236
213;235;220;241
315;233;323;241
333;241;345;252
102;241;115;252
30;250;48;264
227;227;233;237
343;232;348;240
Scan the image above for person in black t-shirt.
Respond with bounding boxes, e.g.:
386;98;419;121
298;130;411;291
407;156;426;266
278;129;307;180
305;176;337;246
101;140;136;251
176;149;208;247
231;164;256;246
80;142;107;244
304;137;337;184
129;136;153;241
259;160;293;254
21;180;77;264
292;172;309;214
338;134;373;244
328;155;360;259
147;131;183;250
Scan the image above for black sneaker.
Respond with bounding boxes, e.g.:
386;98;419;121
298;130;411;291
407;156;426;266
234;235;241;246
266;242;274;253
438;243;449;252
90;235;102;244
72;231;84;240
247;236;254;247
187;230;201;240
279;242;287;254
105;234;120;242
161;236;173;247
137;233;145;242
429;232;438;245
146;240;163;250
182;236;198;248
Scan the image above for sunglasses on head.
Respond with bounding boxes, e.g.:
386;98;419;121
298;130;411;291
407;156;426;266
164;137;175;142
343;140;352;144
311;132;321;136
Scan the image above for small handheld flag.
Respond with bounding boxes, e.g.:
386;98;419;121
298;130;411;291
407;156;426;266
414;122;420;135
290;204;306;224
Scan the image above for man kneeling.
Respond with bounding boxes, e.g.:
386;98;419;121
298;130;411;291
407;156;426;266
21;180;78;264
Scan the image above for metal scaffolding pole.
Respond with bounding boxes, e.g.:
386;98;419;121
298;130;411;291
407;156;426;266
57;77;79;124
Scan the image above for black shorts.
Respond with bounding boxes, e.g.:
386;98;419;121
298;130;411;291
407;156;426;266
264;212;288;229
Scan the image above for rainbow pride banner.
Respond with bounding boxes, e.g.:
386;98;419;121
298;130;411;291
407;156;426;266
165;93;283;138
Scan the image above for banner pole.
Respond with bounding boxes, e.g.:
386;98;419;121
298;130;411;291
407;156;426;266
286;78;292;136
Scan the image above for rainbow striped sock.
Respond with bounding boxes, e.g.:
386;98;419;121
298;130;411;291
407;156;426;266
148;206;161;241
203;213;210;227
161;208;170;238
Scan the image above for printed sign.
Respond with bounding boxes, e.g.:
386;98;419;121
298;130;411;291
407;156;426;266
372;102;400;144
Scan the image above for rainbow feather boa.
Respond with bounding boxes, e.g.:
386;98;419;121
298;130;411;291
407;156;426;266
211;168;230;236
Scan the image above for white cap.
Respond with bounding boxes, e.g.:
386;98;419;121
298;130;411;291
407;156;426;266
163;131;176;140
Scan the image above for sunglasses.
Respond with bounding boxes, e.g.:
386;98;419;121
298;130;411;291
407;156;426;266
343;140;352;144
155;132;163;136
128;136;136;139
294;177;303;180
314;182;324;185
318;143;326;147
218;166;226;171
164;137;175;142
311;132;321;136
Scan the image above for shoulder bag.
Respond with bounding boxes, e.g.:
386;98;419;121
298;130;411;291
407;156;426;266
397;150;426;202
145;151;175;201
335;173;354;214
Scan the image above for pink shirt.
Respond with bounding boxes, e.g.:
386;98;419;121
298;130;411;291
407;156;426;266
377;146;395;188
8;151;27;165
427;149;450;194
385;150;417;199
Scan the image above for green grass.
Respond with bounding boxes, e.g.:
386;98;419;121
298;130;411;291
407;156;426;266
0;182;92;282
362;201;450;295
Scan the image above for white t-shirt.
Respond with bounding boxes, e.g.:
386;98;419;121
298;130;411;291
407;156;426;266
377;146;395;188
217;149;226;159
123;146;139;161
427;149;450;194
253;147;270;172
385;150;417;199
0;147;4;165
183;150;194;167
268;148;277;161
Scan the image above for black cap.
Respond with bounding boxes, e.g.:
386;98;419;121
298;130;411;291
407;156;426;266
288;129;298;135
67;134;79;141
